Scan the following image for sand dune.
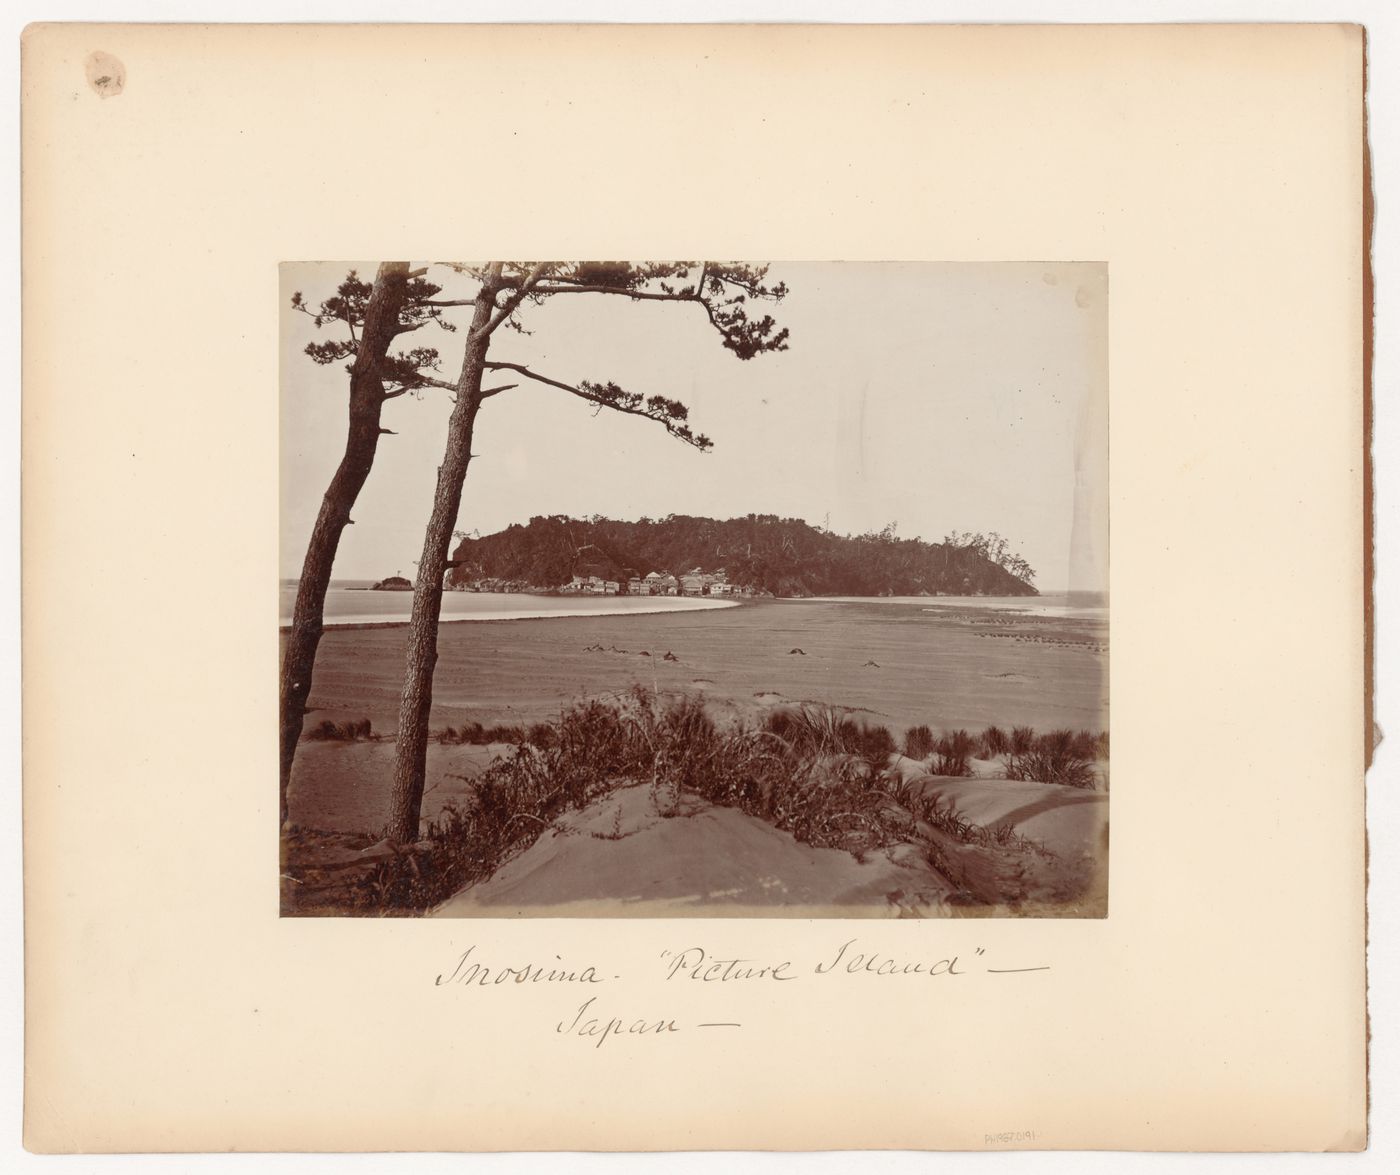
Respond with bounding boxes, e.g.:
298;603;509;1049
429;782;958;918
886;755;1108;859
424;767;1107;919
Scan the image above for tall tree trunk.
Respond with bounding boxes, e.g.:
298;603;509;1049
386;269;501;843
278;261;412;828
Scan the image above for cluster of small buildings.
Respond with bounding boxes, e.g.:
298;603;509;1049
563;565;754;598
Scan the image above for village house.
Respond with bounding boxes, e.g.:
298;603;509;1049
568;563;750;597
567;563;610;594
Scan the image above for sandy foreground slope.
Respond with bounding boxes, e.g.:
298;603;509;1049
428;770;1107;919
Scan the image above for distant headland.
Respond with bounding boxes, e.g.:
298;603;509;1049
443;514;1038;599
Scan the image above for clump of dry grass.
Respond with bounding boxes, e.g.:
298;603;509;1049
931;729;976;777
303;717;374;742
1010;725;1037;754
978;725;1010;758
1004;728;1098;789
526;722;557;750
903;724;936;760
437;722;528;746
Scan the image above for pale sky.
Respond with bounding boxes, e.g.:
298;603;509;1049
280;262;1108;591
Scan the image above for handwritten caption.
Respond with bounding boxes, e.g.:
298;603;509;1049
435;940;1050;1048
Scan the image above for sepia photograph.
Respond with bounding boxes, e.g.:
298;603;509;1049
279;260;1108;918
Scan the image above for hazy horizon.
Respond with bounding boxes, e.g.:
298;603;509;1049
280;262;1108;591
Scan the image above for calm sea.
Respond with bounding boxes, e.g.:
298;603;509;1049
777;592;1108;620
278;581;739;627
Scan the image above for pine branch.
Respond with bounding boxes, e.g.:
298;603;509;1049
527;262;789;359
473;263;551;342
484;361;712;450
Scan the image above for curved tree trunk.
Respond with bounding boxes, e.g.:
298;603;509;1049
278;261;412;828
386;270;501;843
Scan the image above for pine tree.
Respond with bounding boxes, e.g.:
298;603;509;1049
278;264;456;827
386;262;790;842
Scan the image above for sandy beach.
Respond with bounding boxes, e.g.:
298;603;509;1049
297;598;1104;736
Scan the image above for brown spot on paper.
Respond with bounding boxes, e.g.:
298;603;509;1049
84;51;125;98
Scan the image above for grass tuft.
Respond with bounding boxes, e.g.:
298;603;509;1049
437;722;528;746
303;717;373;742
978;725;1009;758
930;729;975;777
903;724;936;760
1004;729;1098;789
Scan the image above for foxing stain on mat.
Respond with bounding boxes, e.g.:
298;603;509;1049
85;51;125;98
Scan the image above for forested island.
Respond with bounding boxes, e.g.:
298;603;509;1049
444;514;1037;597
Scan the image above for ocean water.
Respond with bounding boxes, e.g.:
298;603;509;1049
777;592;1108;620
279;582;739;627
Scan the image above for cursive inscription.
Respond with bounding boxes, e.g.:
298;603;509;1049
813;938;965;977
557;997;679;1048
436;945;604;987
662;946;797;982
433;940;1050;1045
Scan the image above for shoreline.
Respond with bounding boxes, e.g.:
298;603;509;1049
277;591;1096;633
278;596;745;632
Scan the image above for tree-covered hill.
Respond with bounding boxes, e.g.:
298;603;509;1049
445;515;1037;597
